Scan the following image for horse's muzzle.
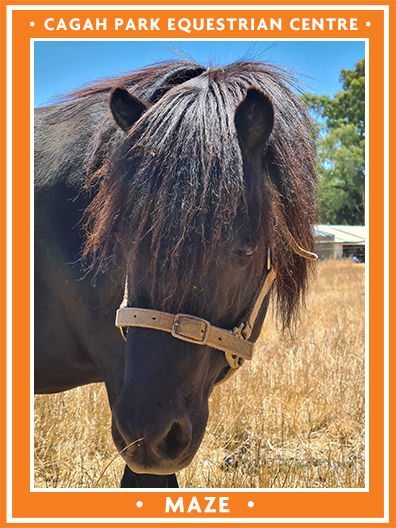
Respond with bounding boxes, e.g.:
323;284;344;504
111;405;194;474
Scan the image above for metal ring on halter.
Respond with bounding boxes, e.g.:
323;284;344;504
225;352;243;370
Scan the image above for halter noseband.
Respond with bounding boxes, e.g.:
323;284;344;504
115;231;317;385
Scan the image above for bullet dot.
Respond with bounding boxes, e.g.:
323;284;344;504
136;501;143;508
366;21;371;26
30;21;35;26
248;501;254;508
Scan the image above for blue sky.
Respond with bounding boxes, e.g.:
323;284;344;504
34;40;364;107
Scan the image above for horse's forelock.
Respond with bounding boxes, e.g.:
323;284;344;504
83;61;318;329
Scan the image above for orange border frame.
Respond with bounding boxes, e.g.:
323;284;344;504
1;1;394;526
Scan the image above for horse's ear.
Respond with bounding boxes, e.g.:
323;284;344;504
109;86;148;131
235;87;274;153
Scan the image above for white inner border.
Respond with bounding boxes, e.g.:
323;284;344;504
6;3;389;524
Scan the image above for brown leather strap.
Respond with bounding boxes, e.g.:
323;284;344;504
237;267;276;340
234;231;317;340
115;308;255;360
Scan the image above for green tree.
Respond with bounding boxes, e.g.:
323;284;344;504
303;58;365;225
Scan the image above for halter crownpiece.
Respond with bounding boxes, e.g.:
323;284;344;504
115;229;317;384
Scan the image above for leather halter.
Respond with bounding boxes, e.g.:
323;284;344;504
115;231;317;385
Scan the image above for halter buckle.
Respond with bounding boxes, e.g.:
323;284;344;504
171;314;211;345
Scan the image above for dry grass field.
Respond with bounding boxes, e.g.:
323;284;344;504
34;259;365;488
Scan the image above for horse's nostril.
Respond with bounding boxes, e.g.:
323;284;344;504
163;422;182;458
155;419;191;460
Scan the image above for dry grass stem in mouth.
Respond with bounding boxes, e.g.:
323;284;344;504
34;260;365;488
94;438;144;488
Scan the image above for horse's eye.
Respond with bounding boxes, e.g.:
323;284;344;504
234;244;257;257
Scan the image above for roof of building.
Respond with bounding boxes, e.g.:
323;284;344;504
313;225;365;245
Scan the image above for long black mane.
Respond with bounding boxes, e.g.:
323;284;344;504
68;61;317;328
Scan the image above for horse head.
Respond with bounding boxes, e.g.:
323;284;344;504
83;63;317;475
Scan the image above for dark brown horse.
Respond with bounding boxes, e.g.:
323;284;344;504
34;60;317;488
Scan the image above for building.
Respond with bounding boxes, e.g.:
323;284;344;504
313;225;366;261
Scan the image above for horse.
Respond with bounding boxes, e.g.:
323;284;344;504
34;60;318;488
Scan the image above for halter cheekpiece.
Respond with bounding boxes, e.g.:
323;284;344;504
115;230;317;385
